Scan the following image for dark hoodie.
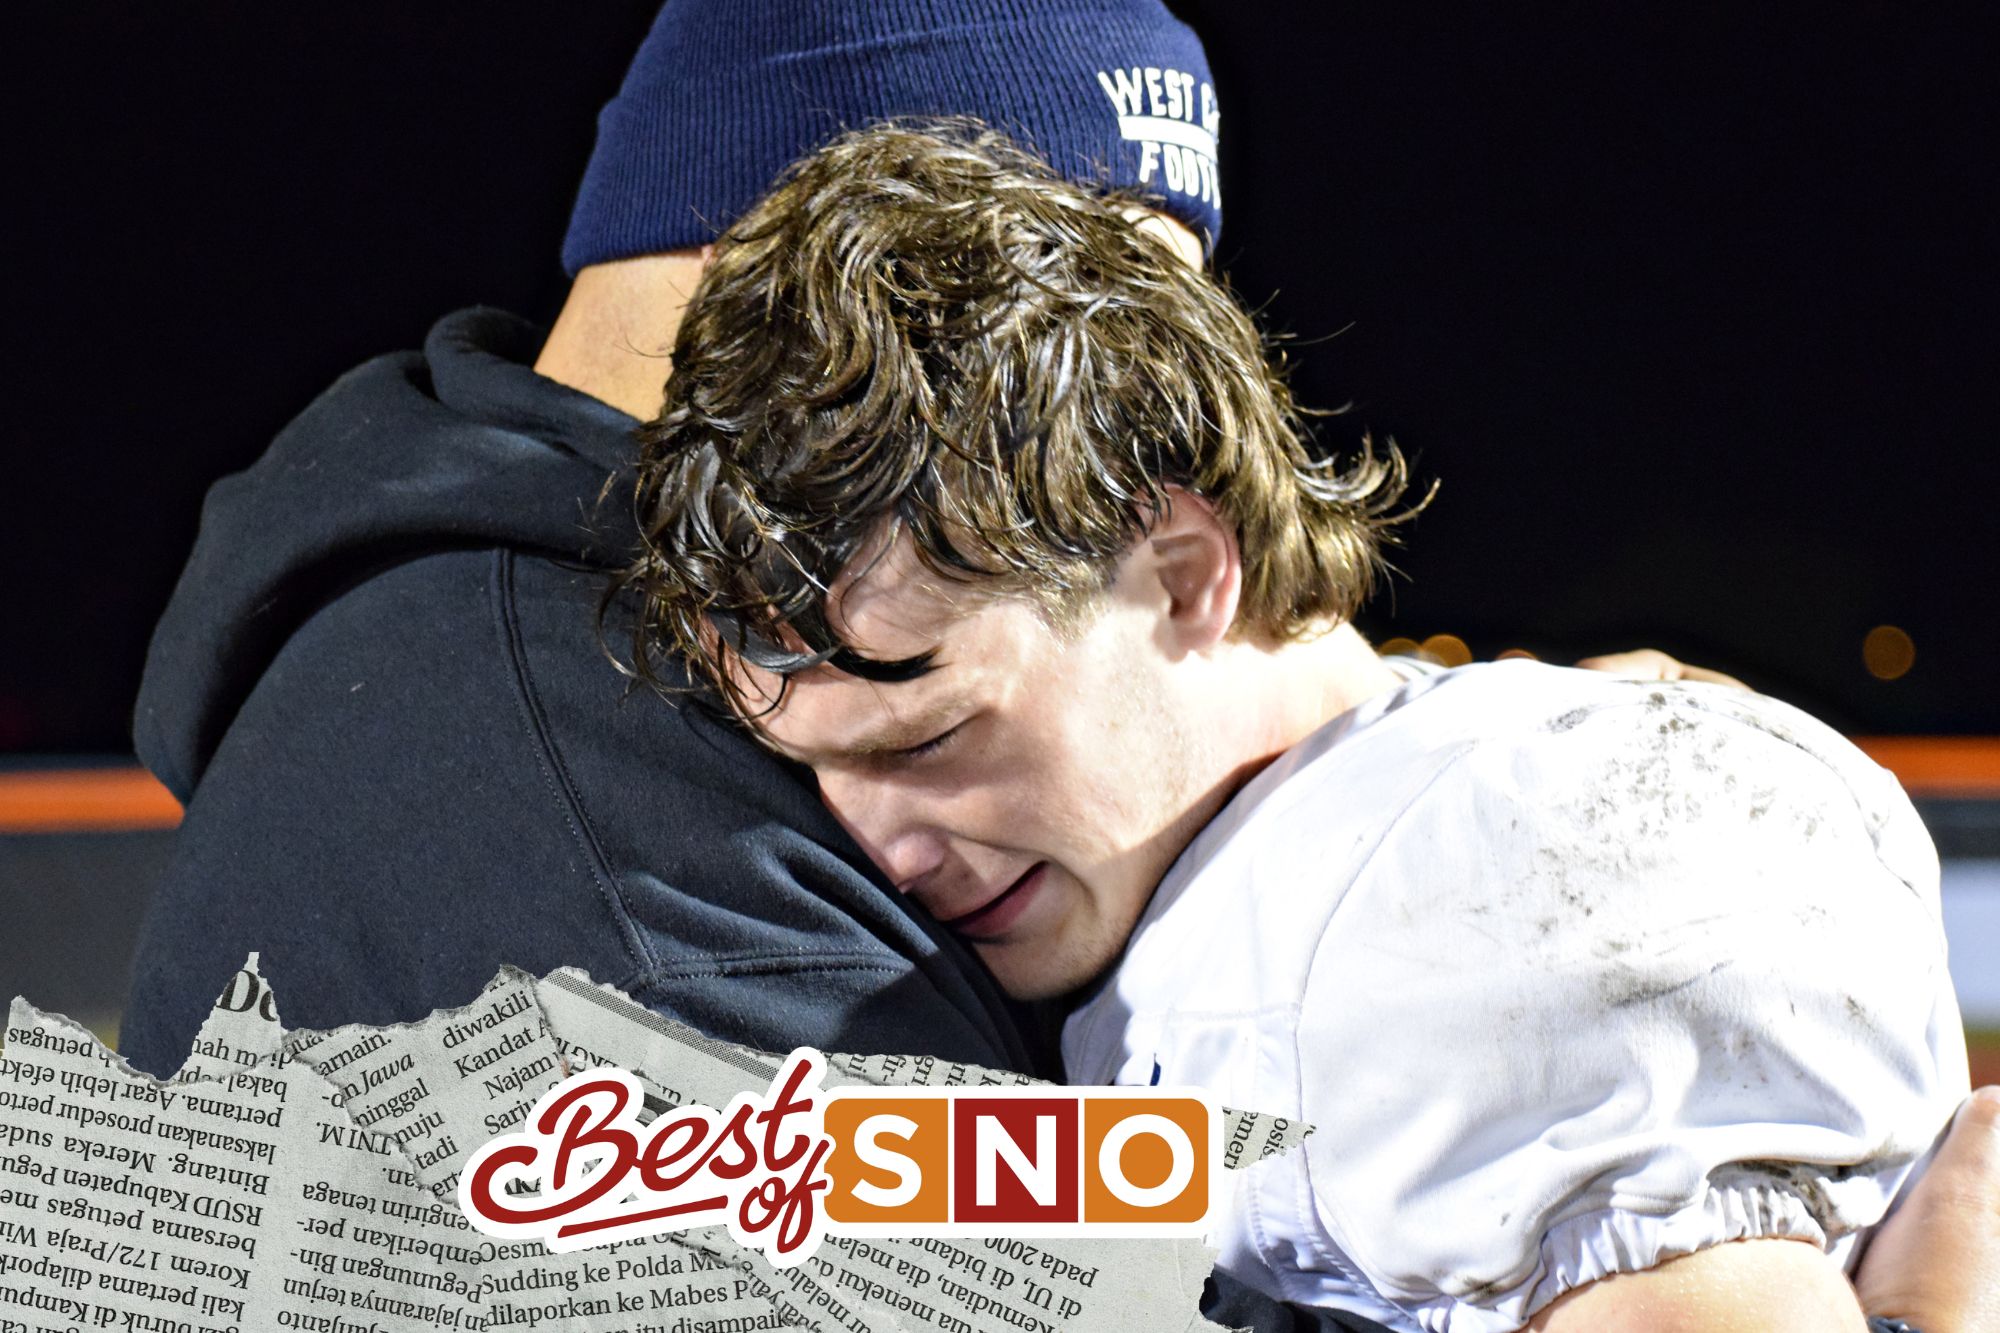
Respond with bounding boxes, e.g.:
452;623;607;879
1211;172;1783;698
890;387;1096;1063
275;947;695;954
122;308;1040;1079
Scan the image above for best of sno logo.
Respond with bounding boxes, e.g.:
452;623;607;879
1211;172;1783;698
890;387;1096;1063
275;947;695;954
1095;65;1220;207
458;1050;1218;1267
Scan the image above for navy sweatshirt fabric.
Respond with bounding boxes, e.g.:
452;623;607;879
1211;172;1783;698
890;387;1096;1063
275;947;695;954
121;308;1043;1080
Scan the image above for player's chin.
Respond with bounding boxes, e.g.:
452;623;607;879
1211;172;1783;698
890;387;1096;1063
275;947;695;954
978;934;1115;1003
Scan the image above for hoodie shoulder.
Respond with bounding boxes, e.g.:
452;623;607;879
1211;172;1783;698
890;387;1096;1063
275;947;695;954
134;309;642;798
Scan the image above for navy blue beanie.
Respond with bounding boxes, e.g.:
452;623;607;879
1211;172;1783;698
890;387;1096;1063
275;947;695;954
561;0;1220;274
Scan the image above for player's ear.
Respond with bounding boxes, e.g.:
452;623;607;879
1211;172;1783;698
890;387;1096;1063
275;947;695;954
1137;487;1241;656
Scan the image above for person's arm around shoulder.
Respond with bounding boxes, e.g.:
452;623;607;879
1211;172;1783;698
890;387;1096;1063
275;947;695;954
1529;1237;1865;1332
1855;1086;2000;1333
1532;1087;2000;1333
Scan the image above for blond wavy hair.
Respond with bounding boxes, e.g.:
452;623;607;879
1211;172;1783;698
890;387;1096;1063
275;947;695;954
613;119;1421;712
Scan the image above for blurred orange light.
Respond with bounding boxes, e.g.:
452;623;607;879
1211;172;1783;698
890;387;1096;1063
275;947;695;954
1495;648;1538;662
1378;636;1421;659
1421;634;1473;668
1862;625;1915;681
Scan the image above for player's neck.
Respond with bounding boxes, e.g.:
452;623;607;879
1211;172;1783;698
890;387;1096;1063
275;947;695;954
1218;621;1405;773
533;249;711;421
1163;623;1403;873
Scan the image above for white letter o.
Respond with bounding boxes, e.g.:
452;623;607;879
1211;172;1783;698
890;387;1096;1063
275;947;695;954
1097;1114;1194;1209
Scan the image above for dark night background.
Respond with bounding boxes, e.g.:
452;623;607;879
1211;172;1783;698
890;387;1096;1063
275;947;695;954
3;1;1995;757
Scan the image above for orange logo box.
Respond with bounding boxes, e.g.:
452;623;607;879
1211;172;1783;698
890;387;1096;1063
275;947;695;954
823;1088;1214;1233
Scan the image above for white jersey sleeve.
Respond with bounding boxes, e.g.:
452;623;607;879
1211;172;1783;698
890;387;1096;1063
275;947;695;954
1294;684;1966;1331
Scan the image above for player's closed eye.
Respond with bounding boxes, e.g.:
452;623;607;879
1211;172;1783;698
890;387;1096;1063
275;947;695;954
893;723;964;762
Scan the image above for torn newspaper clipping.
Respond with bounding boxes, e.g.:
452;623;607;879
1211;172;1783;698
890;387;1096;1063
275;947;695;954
0;958;1311;1333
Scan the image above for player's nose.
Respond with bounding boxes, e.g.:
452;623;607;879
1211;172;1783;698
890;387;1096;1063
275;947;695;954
814;770;947;893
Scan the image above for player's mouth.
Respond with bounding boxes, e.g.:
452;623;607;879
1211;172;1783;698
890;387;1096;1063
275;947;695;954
941;863;1049;941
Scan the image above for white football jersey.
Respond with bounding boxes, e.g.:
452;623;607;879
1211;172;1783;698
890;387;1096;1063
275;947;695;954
1065;661;1967;1333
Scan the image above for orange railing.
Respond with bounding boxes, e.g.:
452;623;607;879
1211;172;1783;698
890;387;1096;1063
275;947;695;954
1853;738;2000;800
0;767;184;833
0;740;1996;835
